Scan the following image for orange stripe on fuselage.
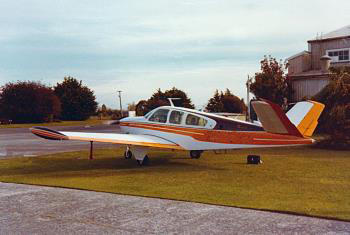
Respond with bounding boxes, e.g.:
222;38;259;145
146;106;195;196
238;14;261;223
121;122;313;146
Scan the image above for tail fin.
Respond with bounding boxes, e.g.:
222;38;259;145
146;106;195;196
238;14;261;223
251;99;324;138
286;101;325;137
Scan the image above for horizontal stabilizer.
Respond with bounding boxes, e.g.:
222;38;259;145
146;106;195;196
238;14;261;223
251;100;302;137
251;99;324;138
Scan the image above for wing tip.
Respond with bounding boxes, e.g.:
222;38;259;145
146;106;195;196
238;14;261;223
30;127;68;140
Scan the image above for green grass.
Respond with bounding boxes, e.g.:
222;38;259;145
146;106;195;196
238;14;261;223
0;118;104;129
0;146;349;221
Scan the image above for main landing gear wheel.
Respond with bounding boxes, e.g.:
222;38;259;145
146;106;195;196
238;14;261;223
137;155;149;166
124;150;132;159
190;150;203;159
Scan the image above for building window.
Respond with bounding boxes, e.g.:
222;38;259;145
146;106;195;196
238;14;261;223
327;48;350;62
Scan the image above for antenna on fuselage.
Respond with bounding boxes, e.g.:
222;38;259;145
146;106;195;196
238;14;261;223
168;98;181;107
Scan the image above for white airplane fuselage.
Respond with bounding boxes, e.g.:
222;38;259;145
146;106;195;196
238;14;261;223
118;106;313;151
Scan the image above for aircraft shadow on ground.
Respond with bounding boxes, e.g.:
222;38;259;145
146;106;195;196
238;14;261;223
0;154;226;177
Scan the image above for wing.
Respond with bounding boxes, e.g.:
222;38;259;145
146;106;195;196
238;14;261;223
30;127;184;150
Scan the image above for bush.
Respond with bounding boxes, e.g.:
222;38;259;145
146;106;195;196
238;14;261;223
0;81;61;123
313;67;350;149
54;77;98;121
206;89;246;113
135;87;195;116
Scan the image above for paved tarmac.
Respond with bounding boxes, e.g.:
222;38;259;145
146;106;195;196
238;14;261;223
0;183;349;234
0;125;120;158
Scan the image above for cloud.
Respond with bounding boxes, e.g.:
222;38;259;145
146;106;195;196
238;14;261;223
0;0;350;108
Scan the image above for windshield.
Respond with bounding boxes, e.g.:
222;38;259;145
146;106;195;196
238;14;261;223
148;109;169;123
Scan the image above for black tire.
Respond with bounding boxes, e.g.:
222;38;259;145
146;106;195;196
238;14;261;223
137;155;149;166
124;150;132;159
190;150;202;159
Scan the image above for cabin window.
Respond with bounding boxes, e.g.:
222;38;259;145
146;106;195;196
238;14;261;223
185;114;207;126
148;109;169;123
169;110;184;124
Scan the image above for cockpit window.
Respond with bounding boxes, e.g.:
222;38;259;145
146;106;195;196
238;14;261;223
148;109;169;123
186;114;208;126
169;110;184;124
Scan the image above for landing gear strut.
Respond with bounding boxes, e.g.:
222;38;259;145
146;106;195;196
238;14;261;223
89;141;94;160
190;150;203;159
124;149;132;159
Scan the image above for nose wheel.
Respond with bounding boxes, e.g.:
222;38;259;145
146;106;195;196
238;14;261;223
137;155;149;166
190;150;203;159
124;146;149;166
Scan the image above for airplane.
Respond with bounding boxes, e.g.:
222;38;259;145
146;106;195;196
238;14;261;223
31;99;325;166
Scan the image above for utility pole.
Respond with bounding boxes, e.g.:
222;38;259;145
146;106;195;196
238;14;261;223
117;90;123;118
246;75;251;122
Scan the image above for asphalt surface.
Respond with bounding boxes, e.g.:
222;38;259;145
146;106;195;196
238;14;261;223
0;183;349;235
0;124;120;158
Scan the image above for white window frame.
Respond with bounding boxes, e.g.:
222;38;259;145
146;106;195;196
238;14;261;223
168;110;186;125
326;48;350;63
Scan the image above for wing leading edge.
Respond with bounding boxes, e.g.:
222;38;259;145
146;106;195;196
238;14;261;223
30;127;184;150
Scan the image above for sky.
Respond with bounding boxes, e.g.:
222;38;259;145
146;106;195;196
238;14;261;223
1;0;350;110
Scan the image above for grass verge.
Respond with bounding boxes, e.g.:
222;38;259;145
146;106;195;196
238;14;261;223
0;146;349;221
0;119;104;129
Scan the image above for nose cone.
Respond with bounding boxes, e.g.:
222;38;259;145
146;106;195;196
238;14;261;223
119;117;131;123
120;116;146;123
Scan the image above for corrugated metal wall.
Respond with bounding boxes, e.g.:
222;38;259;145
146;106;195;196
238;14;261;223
292;78;329;101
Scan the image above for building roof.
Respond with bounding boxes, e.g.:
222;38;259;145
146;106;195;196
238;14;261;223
288;70;331;80
308;25;350;42
286;50;310;61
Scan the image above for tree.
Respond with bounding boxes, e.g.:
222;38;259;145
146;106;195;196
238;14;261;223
222;89;246;113
313;67;350;148
54;77;98;121
96;104;108;119
145;89;169;112
206;89;246;113
0;81;61;123
127;102;136;111
164;87;195;108
135;100;149;116
250;55;293;105
135;87;195;116
101;104;107;116
206;90;224;112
